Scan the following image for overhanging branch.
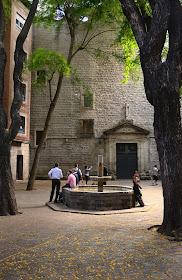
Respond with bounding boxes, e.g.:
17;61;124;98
142;0;170;61
119;0;146;49
119;0;170;63
167;0;182;69
71;29;117;59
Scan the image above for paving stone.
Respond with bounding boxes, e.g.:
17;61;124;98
0;179;181;279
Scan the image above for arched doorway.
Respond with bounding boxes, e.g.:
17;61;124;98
103;120;150;178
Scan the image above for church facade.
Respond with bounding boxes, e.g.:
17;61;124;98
29;24;158;179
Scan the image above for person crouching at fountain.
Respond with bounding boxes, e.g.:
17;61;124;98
59;170;76;202
133;171;145;207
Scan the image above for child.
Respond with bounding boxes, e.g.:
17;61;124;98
85;165;92;185
153;165;158;185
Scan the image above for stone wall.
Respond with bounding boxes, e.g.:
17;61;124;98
30;25;158;179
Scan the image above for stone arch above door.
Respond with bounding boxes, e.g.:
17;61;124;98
103;120;150;179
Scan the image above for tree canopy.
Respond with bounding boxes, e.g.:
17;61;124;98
25;48;70;88
26;0;126;191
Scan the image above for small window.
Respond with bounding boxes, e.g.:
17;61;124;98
36;131;43;146
22;84;26;101
19;116;25;134
16;13;25;31
83;93;93;108
81;119;94;134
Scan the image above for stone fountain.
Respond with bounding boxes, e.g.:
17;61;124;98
62;155;135;211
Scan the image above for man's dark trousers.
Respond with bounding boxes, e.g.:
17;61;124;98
50;179;60;202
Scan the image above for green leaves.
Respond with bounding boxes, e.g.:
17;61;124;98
29;0;146;85
32;0;140;84
35;0;123;33
2;0;12;22
25;48;70;87
120;37;140;84
113;18;141;84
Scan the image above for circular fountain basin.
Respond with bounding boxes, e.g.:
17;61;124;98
62;185;135;211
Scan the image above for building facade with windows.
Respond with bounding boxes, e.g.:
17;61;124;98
3;1;32;181
29;25;159;179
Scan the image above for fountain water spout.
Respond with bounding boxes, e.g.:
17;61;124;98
90;155;112;192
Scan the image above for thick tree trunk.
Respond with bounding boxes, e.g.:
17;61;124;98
0;0;39;215
153;86;182;236
119;0;182;237
0;0;18;216
142;59;182;236
0;139;18;215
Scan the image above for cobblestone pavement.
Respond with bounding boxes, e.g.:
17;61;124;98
0;180;182;279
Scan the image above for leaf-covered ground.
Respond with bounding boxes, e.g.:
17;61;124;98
0;180;181;279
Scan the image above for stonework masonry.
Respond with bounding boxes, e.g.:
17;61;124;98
30;25;158;179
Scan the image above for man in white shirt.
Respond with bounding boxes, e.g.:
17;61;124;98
48;163;63;203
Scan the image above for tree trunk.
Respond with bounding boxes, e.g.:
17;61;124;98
119;0;182;237
26;75;64;190
153;85;182;236
0;138;18;215
27;24;76;191
0;0;39;215
142;58;182;236
26;102;59;190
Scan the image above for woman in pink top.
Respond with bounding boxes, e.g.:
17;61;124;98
59;170;76;202
66;170;76;188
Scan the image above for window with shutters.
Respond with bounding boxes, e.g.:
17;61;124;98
80;119;94;136
16;13;25;31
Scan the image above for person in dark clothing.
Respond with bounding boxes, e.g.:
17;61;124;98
103;164;108;185
48;163;63;203
74;163;83;185
133;171;145;207
85;165;92;185
153;165;158;185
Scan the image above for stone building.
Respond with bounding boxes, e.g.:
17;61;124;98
3;1;32;181
29;24;159;180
